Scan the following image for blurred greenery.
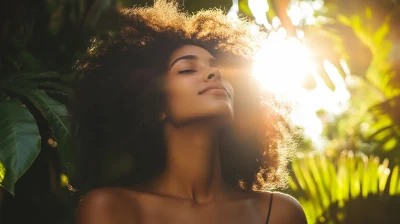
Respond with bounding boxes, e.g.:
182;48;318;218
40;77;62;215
315;0;400;163
1;0;400;223
289;151;400;223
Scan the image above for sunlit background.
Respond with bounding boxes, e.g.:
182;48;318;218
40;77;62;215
229;0;350;150
226;1;400;222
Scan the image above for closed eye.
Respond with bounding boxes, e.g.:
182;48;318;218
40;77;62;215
178;70;197;74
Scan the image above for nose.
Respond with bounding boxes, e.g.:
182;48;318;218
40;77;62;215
203;67;222;82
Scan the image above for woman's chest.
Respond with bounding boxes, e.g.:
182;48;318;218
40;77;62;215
136;198;266;224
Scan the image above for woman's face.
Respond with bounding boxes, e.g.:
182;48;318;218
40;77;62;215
163;45;234;127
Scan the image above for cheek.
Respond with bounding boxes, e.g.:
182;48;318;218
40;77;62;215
164;77;198;120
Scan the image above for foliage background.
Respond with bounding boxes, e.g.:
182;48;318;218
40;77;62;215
1;0;400;223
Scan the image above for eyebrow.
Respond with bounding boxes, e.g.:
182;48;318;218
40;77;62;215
168;55;218;71
169;55;198;71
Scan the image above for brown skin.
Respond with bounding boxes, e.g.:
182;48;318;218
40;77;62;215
76;45;307;224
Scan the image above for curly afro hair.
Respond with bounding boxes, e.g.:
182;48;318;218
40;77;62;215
70;0;297;194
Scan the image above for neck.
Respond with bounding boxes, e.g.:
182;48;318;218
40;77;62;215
148;120;229;204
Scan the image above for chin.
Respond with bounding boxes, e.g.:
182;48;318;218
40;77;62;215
206;105;234;125
171;102;234;126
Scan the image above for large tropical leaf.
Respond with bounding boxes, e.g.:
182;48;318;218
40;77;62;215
24;90;73;174
288;151;400;223
0;99;41;195
361;95;400;161
5;72;73;172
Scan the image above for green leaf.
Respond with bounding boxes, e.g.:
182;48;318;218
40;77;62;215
7;79;38;94
38;82;73;96
0;99;41;195
372;17;390;46
382;138;397;151
289;152;400;222
365;7;373;20
25;90;73;174
61;72;80;82
337;14;351;26
19;71;61;80
266;0;276;21
239;0;252;16
17;50;41;71
48;3;64;36
390;165;399;195
366;125;395;142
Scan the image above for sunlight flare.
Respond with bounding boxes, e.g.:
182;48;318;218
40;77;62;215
228;0;350;150
249;33;350;150
287;1;317;25
252;29;315;94
248;0;271;29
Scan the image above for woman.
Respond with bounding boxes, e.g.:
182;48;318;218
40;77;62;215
71;1;307;223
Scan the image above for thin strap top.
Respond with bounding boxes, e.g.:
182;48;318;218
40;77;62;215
265;193;274;224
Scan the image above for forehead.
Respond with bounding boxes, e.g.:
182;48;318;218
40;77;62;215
168;45;215;65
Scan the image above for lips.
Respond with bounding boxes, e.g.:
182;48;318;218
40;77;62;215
199;84;228;95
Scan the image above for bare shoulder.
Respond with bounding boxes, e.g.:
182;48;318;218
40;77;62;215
76;187;140;224
258;191;307;224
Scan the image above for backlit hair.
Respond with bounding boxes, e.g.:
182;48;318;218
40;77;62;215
70;0;297;194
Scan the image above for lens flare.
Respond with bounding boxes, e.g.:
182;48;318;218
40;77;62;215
252;29;315;94
228;0;350;150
